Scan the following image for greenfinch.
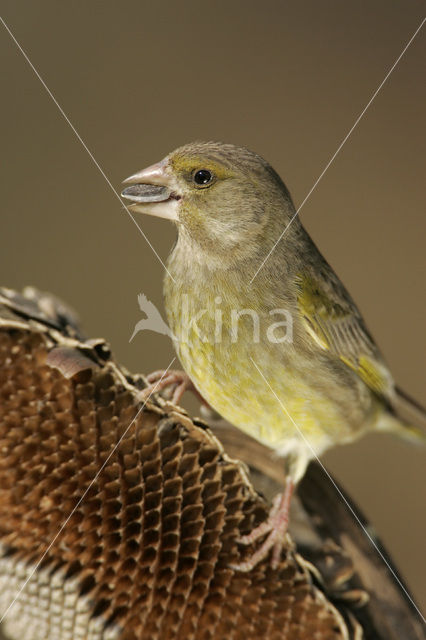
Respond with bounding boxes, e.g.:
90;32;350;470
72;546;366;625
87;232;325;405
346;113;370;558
122;141;425;572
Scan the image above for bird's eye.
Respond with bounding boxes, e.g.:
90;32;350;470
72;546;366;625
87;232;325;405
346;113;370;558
193;169;213;186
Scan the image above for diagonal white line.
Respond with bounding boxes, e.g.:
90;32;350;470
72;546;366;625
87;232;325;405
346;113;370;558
0;16;176;283
249;356;425;623
0;357;176;623
250;16;426;283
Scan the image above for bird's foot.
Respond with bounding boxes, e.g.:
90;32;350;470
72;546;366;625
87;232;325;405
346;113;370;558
230;480;294;573
140;369;206;406
140;369;193;405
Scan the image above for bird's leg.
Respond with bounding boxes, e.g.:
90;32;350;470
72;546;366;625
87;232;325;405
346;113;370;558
230;478;295;573
140;369;207;406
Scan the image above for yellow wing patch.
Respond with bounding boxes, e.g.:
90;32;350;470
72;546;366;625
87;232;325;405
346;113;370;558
341;355;391;396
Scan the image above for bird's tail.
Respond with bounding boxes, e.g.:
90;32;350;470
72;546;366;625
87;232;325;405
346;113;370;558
377;387;426;444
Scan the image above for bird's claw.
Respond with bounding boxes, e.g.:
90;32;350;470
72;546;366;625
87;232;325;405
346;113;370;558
140;369;193;405
139;369;213;409
235;493;283;546
230;481;294;573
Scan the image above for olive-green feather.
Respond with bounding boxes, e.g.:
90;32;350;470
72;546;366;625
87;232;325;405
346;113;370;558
296;272;394;399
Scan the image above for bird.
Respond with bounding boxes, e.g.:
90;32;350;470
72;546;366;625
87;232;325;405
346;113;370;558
121;141;425;572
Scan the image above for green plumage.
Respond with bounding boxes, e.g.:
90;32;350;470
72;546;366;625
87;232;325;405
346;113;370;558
125;141;426;483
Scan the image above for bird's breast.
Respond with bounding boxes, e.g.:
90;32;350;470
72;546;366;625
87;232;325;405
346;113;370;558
163;267;374;455
165;277;320;445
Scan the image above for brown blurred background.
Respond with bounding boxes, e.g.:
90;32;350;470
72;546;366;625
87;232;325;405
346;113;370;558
1;0;425;611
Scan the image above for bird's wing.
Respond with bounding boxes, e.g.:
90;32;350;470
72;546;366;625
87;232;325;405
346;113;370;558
296;269;394;400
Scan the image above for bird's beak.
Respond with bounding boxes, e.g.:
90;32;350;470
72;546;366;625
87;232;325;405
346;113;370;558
121;159;180;222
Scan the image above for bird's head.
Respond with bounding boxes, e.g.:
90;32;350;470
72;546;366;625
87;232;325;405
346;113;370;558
122;141;296;262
